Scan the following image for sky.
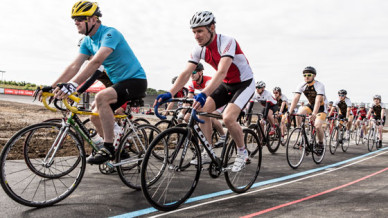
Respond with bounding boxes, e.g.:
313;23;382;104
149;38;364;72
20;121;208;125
0;0;387;104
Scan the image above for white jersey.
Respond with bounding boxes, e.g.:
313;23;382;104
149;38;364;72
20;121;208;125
251;90;277;106
333;98;352;115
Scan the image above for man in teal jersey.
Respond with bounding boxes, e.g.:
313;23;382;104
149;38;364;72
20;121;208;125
50;1;147;164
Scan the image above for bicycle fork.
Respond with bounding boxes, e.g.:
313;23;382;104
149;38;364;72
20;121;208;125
42;124;71;168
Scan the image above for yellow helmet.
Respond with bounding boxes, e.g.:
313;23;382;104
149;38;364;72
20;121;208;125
71;1;102;18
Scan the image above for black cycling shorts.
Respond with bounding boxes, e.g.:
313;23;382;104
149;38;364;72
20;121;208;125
210;79;255;110
110;78;147;111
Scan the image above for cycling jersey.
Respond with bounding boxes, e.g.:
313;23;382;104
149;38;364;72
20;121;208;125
295;80;327;107
174;87;188;98
357;109;368;120
275;94;288;110
188;75;212;93
351;107;358;116
188;34;253;84
251;90;277;107
80;24;146;84
370;103;386;118
333;98;352;116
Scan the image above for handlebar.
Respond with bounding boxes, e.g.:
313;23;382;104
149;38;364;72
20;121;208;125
154;98;194;120
40;92;81;112
191;109;205;124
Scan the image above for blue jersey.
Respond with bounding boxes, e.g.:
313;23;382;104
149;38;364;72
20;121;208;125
79;24;146;84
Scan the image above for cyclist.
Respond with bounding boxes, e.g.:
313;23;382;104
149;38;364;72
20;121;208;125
47;1;147;164
184;63;227;149
248;81;278;135
329;89;353;139
273;86;288;141
354;102;368;139
155;11;255;172
287;66;328;154
366;95;386;147
164;76;188;116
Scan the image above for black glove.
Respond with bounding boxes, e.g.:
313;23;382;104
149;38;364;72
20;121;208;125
57;82;78;95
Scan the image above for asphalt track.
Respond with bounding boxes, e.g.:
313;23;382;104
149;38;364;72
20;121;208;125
1;94;388;218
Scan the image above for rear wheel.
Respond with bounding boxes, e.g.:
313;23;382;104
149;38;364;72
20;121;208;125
225;128;261;193
329;128;339;155
266;124;281;154
286;128;305;169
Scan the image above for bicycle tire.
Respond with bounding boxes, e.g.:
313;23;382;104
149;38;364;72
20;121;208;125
224;128;261;193
342;130;350;152
133;117;150;125
354;126;361;145
0;122;86;207
116;124;161;190
367;128;375;152
286;128;305;169
312;131;326;164
140;127;201;211
329;128;339;155
266;124;281;154
155;120;175;132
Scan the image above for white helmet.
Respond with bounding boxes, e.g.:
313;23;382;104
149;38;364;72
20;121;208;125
256;81;266;88
190;11;216;29
360;103;365;107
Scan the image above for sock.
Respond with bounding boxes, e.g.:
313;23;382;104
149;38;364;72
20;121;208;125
238;147;247;155
103;142;114;154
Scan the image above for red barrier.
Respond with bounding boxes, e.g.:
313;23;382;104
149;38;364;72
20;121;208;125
4;89;34;96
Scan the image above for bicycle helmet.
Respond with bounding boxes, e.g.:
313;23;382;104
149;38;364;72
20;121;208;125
338;89;347;95
71;1;102;18
256;81;266;88
172;76;178;84
190;11;216;29
273;87;281;93
360;103;365;107
303;66;316;75
195;63;204;72
329;101;333;105
373;94;381;100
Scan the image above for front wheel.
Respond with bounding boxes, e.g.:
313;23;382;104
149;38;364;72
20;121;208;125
329;128;339;155
116;124;161;190
141;127;201;211
266;124;281;154
0;123;86;207
224;128;261;193
367;128;375;152
342;129;350;152
286;128;305;169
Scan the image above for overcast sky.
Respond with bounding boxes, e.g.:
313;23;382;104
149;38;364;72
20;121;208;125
0;0;387;103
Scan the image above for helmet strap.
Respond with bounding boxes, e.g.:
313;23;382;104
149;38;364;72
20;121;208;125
203;26;214;47
84;18;96;36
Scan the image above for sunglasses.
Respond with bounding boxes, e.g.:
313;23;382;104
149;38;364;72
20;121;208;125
303;74;313;77
256;87;264;89
192;71;197;75
273;92;279;94
73;16;87;22
339;94;345;97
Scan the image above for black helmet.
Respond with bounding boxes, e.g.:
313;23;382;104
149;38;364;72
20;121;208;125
273;87;281;93
172;76;178;84
303;66;316;75
195;63;204;72
329;101;333;105
338;89;347;95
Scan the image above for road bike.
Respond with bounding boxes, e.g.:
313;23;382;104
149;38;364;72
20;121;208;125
367;119;382;152
0;92;161;207
286;114;326;169
328;118;350;154
140;99;262;211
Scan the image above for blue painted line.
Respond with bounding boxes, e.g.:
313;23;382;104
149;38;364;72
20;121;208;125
112;147;388;218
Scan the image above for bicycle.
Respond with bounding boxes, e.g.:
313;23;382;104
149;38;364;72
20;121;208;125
286;114;326;169
367;119;382;152
247;113;281;154
354;118;367;145
328;118;350;155
140;99;262;211
0;92;161;207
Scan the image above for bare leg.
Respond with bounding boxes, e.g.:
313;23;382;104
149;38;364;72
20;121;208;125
223;103;244;148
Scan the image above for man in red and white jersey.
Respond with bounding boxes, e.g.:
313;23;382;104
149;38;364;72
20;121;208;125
155;11;255;172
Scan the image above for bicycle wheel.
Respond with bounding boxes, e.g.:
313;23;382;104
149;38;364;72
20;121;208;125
0;123;86;207
312;131;326;164
342;130;350;152
286;128;306;169
141;127;201;211
266;124;281;154
329;128;339;155
280;124;290;146
367;128;375;152
116;124;161;190
355;126;361;145
155;120;175;132
133;117;150;125
224;128;261;193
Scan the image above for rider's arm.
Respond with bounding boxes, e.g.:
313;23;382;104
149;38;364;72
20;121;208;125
280;101;286;114
201;57;233;97
70;47;113;85
381;108;385;120
366;107;372;118
346;107;351;119
288;93;301;114
312;95;323;116
51;53;90;87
